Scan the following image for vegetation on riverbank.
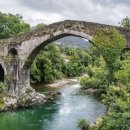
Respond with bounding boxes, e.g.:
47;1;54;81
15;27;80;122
79;28;130;130
30;44;92;84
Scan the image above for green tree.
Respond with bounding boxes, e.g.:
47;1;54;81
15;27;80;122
88;46;101;66
80;57;108;92
78;51;92;67
115;59;130;85
93;28;126;82
119;16;130;29
31;44;65;83
0;12;31;39
97;85;130;130
30;51;53;83
0;82;6;93
65;47;77;56
63;47;92;77
36;23;46;29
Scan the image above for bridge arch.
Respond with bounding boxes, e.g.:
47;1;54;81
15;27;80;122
4;20;130;96
21;20;128;67
8;48;18;57
0;64;5;82
21;32;95;94
25;31;92;65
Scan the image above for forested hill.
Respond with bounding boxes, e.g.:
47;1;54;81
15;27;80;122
56;36;91;48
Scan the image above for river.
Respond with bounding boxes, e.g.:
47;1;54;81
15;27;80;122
0;83;106;130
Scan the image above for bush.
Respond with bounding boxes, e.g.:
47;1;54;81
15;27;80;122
80;64;108;91
102;85;129;106
77;119;90;130
93;28;126;83
80;76;101;89
0;82;6;93
94;112;130;130
98;84;130;130
53;69;64;79
115;59;130;85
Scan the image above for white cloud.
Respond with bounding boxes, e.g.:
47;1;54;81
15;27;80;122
0;0;130;27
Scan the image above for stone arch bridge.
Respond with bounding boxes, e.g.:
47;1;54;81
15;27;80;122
0;20;130;97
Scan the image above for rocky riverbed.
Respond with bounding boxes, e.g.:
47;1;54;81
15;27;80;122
0;87;61;112
0;78;77;112
0;87;45;112
44;78;78;87
0;82;106;130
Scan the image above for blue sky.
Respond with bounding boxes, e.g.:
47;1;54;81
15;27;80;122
0;0;129;26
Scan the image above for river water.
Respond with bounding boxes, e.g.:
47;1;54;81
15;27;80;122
0;83;106;130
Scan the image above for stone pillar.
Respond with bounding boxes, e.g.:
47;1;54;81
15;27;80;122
6;57;30;97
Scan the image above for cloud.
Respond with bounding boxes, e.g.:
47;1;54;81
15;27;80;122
92;0;130;7
0;0;130;26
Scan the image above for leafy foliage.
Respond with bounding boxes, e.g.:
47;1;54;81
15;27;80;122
63;47;92;77
31;45;92;83
36;23;46;29
77;119;90;130
119;16;130;29
0;12;31;39
80;56;108;92
79;29;129;130
80;76;101;89
93;28;126;82
31;44;65;83
94;84;130;130
0;82;6;93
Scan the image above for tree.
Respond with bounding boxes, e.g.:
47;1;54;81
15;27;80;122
119;16;130;29
93;28;126;82
30;44;65;83
78;51;92;67
64;48;87;77
96;84;130;130
36;23;46;29
0;12;31;39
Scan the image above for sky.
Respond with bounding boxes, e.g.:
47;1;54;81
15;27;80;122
0;0;129;27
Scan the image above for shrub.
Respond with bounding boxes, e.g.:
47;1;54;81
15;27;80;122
80;64;108;91
0;82;6;93
77;119;90;130
99;84;130;130
115;59;130;85
94;112;130;130
80;76;101;89
93;28;126;83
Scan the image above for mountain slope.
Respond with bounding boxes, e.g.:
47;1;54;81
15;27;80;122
56;36;91;48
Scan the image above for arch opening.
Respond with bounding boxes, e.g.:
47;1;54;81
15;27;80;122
0;64;4;82
26;32;93;65
15;20;129;96
21;28;105;91
29;35;100;85
8;48;18;57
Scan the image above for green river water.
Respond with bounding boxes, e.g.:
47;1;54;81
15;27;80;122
0;83;106;130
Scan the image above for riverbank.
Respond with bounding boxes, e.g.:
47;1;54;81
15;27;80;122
31;78;78;92
44;78;78;87
0;78;78;112
0;87;47;112
0;82;106;130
